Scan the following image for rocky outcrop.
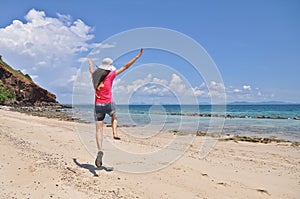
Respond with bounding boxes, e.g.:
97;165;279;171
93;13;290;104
0;57;58;106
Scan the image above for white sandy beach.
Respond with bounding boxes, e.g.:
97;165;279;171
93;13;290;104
0;108;299;199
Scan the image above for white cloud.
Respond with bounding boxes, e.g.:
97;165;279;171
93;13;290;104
243;85;251;91
190;87;206;96
77;57;89;63
207;81;226;99
224;84;272;102
68;74;78;83
56;13;72;26
37;61;47;66
169;74;186;92
112;71;269;104
113;72;209;104
126;74;153;93
0;8;101;103
114;75;273;104
1;9;95;57
153;77;168;85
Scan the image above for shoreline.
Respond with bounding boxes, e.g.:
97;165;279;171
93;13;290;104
1;108;299;198
2;105;299;143
2;104;300;122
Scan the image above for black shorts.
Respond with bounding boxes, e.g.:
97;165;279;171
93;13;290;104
94;102;116;121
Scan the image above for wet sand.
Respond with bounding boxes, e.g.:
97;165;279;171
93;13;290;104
0;108;299;198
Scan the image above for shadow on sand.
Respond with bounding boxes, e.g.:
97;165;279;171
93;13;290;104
73;158;113;177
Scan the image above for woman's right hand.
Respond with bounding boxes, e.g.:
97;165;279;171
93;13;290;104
137;48;144;58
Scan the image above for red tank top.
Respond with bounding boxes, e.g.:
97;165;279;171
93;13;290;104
95;71;116;104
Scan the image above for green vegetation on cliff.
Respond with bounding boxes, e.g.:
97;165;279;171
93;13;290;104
0;58;32;82
0;80;15;103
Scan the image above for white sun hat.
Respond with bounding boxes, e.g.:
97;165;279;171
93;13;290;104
98;57;116;71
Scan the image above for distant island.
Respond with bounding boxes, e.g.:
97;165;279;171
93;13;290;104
228;101;296;105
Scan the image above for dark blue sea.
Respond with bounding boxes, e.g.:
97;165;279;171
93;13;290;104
72;104;300;141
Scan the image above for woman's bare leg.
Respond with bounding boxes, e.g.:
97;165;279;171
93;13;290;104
96;121;104;151
111;113;119;139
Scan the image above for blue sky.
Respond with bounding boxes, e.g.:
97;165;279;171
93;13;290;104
0;0;299;104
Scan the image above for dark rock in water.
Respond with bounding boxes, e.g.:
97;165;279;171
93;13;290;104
0;58;58;106
226;114;234;118
256;116;266;119
196;131;207;136
273;116;287;119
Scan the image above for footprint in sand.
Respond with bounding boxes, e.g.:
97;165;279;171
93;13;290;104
217;182;229;186
256;189;270;195
28;165;36;172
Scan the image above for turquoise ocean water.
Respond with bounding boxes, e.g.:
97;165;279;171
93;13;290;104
72;104;300;141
